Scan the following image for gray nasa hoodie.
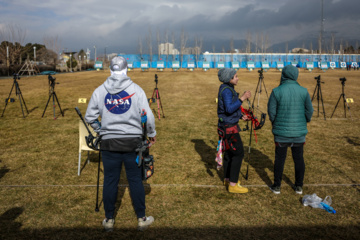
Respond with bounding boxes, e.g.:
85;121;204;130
85;73;156;140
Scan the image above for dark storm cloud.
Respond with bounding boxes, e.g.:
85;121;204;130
1;0;358;53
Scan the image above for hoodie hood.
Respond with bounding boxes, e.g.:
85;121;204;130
103;74;133;94
280;65;299;84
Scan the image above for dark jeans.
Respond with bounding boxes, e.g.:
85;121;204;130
101;150;145;219
223;133;245;183
273;143;305;187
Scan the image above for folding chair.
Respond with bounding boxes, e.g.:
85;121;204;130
78;120;96;175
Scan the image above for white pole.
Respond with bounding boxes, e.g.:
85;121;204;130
6;46;9;65
94;46;96;62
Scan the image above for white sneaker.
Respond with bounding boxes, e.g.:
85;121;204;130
102;218;114;232
137;216;154;231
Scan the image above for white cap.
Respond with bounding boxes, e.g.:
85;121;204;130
110;56;127;72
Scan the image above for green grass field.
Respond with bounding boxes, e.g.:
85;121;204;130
0;68;359;239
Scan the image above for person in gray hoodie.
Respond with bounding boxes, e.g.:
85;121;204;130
85;56;156;232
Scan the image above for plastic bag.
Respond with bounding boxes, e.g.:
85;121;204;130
302;194;336;214
302;193;323;208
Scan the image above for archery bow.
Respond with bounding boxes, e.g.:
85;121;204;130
240;101;266;143
241;100;266;180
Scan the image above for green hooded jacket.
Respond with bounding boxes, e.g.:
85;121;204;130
267;65;314;143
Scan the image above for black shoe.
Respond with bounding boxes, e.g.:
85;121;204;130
294;186;303;194
270;184;280;194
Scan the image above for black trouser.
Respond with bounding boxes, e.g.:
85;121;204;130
273;143;305;187
223;133;244;183
101;150;145;219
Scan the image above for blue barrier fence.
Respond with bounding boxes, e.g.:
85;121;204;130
118;53;360;69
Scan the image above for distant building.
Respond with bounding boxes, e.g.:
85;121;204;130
158;43;179;55
158;42;203;55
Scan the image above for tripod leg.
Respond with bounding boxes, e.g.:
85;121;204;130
319;86;326;120
245;122;254;180
1;83;15;117
53;94;56;119
17;89;26;118
53;92;64;117
257;79;262;108
311;85;318;102
330;94;343;118
157;89;165;118
42;94;52;117
251;79;260;109
16;85;29;114
343;94;346;118
317;87;320;117
261;78;269;99
150;88;157;107
95;150;101;212
156;89;161;120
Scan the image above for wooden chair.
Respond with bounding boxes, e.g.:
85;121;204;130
78;120;96;175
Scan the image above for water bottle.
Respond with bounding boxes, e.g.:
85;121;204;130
320;202;336;214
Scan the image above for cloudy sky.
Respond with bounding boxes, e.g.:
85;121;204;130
0;0;359;56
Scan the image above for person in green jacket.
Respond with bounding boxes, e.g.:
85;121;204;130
267;65;313;195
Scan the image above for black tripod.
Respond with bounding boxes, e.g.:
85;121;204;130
311;75;326;120
251;68;269;109
42;74;64;119
331;77;351;118
1;73;29;118
75;107;102;212
150;74;165;120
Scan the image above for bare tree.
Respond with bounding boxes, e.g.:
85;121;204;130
180;27;188;63
164;29;169;59
43;35;61;65
0;23;26;65
230;37;234;61
171;31;176;60
260;32;264;53
157;28;160;58
264;34;270;53
146;26;153;61
194;35;203;64
246;31;252;53
198;36;203;66
212;44;216;63
255;33;260;53
138;36;143;59
330;32;336;54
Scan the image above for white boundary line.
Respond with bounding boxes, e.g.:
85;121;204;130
0;183;358;188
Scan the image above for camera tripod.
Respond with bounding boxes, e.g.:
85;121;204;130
150;74;165;120
42;74;64;119
331;77;351;118
311;75;326;120
251;68;269;109
1;73;29;118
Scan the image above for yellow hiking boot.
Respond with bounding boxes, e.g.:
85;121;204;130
228;181;248;193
